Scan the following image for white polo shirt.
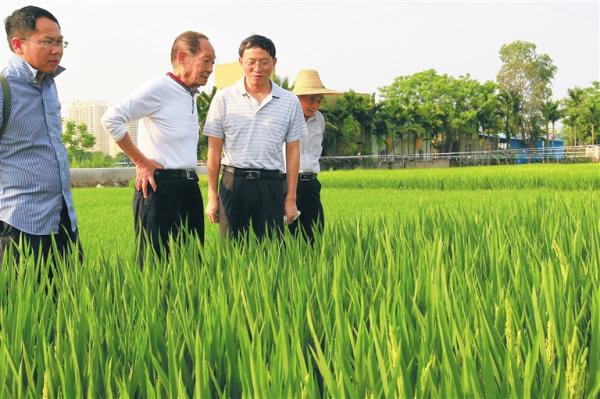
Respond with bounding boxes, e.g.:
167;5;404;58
300;111;325;173
101;74;199;169
203;78;306;172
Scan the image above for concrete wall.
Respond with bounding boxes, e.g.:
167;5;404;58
70;167;207;187
386;159;450;169
586;145;600;161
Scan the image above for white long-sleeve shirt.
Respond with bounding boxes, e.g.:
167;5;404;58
102;74;199;169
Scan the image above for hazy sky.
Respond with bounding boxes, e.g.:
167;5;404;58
1;0;598;106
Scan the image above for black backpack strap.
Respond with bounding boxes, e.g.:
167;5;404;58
0;75;10;139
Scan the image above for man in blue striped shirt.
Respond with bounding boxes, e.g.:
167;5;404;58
0;6;80;267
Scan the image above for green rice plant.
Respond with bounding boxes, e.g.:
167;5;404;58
0;164;598;397
319;163;600;191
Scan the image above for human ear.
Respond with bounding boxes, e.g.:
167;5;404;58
11;37;24;55
177;50;188;66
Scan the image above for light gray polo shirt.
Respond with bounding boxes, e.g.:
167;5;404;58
300;111;325;173
203;78;306;172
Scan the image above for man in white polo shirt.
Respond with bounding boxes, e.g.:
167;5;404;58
102;31;215;263
203;34;306;239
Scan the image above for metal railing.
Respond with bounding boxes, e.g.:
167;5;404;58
320;145;598;169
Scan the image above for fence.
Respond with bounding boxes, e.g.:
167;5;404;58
320;145;598;170
68;146;597;186
70;166;207;187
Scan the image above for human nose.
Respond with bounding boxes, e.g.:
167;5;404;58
50;43;63;53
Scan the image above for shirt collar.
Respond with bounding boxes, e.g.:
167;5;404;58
8;54;65;85
306;110;323;124
234;77;283;99
167;72;199;96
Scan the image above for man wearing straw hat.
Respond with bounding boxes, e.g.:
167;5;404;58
291;69;341;242
203;34;306;239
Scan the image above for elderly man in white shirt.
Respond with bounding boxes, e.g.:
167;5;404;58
290;69;340;242
102;31;215;264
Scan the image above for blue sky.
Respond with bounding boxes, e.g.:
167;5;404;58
2;0;598;105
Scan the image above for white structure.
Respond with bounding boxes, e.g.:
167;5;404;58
66;100;138;157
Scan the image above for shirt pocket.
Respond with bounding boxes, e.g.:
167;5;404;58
45;98;61;118
262;115;288;144
44;97;63;140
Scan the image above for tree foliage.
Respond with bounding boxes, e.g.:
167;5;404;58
63;120;96;154
189;40;600;159
562;82;600;145
496;41;557;144
379;70;501;152
196;86;218;160
321;92;377;155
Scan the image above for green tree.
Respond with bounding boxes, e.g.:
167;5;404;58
497;90;522;148
114;152;132;166
541;100;563;142
581;82;600;144
321;91;376;155
272;73;291;90
380;69;501;153
496;40;557;145
62;120;96;159
562;87;585;145
339;115;361;155
196;86;218;161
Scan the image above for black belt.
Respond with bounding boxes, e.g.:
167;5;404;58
222;165;284;180
154;168;198;181
299;172;317;182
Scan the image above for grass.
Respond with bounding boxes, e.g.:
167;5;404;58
0;163;598;397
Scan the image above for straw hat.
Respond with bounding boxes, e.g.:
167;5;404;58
292;68;341;96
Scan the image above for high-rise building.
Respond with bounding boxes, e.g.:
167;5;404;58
108;120;139;157
67;100;108;154
66;100;138;157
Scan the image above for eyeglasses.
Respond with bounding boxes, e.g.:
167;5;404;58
242;59;272;68
22;39;68;49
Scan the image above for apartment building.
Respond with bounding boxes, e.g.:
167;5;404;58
66;100;138;157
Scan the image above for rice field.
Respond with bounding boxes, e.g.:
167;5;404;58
0;163;598;397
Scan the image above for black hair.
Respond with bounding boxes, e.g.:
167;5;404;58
5;6;60;51
238;34;276;59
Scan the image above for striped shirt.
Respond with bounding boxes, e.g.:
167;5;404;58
0;55;77;235
101;75;200;169
300;111;325;173
203;78;306;172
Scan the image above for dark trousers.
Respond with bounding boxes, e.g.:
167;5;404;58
0;200;81;274
133;170;204;263
289;178;324;242
218;170;285;240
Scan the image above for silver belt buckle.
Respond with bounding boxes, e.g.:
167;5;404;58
186;169;195;180
244;170;261;180
300;173;315;181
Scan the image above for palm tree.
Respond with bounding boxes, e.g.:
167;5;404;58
541;100;563;143
196;86;217;127
195;86;218;160
497;90;522;148
564;87;584;145
584;100;600;144
271;73;290;90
